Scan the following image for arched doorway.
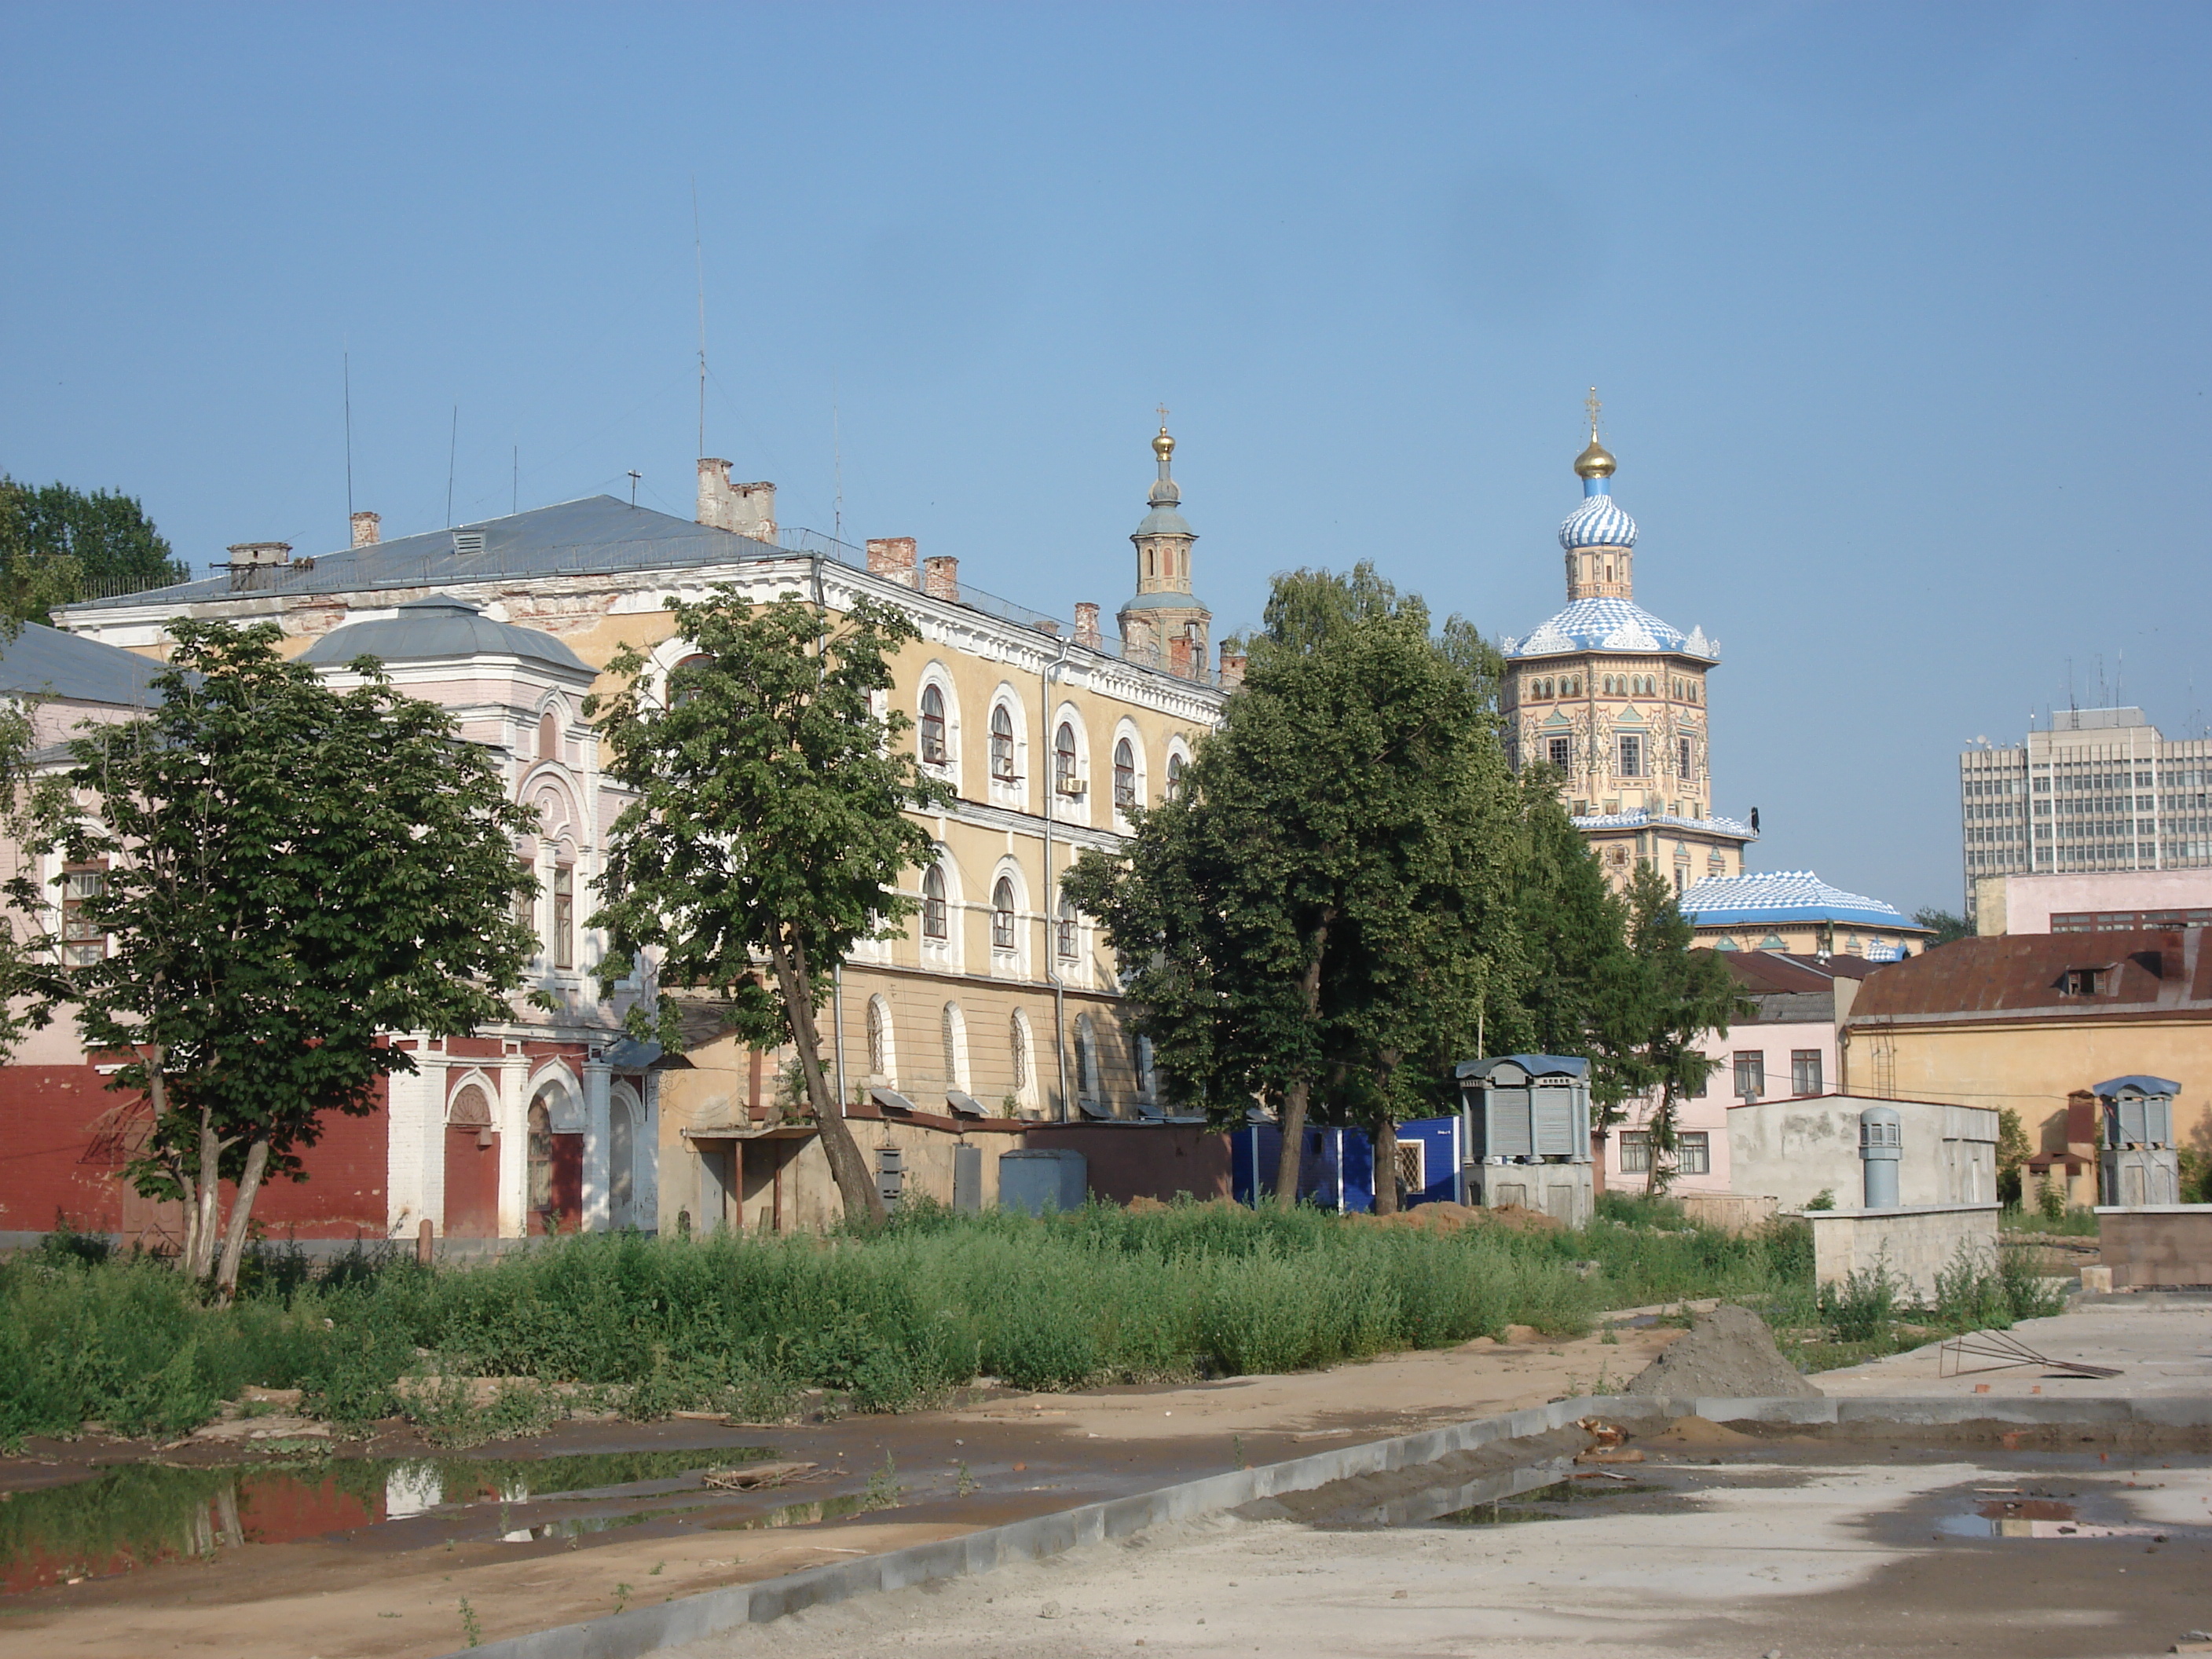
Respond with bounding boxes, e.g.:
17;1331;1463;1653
527;1084;584;1235
444;1083;500;1239
610;1082;643;1229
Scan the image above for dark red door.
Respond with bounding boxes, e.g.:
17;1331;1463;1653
445;1127;500;1238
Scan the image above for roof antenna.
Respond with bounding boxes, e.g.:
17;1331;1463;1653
342;340;355;538
694;177;707;461
832;379;844;543
628;469;642;508
512;443;518;516
445;405;458;527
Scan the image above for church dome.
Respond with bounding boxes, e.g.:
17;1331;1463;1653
301;595;589;673
1558;493;1638;551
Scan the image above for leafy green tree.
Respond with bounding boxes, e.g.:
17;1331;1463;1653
57;621;540;1297
1995;1107;2031;1207
588;587;951;1225
1503;771;1634;1094
1595;865;1747;1194
1913;906;1973;948
1064;563;1524;1212
0;478;189;623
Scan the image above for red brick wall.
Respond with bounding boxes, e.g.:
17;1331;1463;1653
0;1064;389;1240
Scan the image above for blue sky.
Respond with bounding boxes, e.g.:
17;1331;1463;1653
4;2;2207;917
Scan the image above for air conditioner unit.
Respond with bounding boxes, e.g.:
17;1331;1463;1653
1057;777;1086;797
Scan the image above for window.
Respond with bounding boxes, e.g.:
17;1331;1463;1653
538;711;559;762
60;864;107;965
923;866;949;939
1009;1012;1029;1093
919;685;948;764
1791;1049;1823;1096
1733;1050;1765;1101
990;704;1017;782
1618;734;1643;777
1619;1130;1652;1173
1136;1035;1156;1099
991;877;1016;950
1056;896;1078;959
867;998;891;1079
1677;1132;1710;1176
514;873;535;946
941;1002;967;1092
1166;753;1186;800
2061;967;2105;995
1679;738;1693;778
1113;738;1137;810
1054;723;1079;793
1548;736;1571;770
1075;1014;1098;1099
551;866;575;970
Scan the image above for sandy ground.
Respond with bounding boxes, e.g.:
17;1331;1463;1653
0;1320;1681;1659
675;1452;2212;1659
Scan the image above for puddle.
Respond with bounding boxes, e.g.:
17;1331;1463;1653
1437;1476;1669;1525
1;1446;772;1594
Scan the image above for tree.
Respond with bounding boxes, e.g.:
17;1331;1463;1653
1595;866;1747;1194
1503;771;1634;1088
0;478;189;623
588;587;951;1225
1995;1107;2031;1207
1064;563;1524;1212
57;621;540;1297
1913;906;1973;948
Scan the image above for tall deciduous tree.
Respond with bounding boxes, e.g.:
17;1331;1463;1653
0;478;189;623
1596;864;1746;1194
58;621;540;1296
588;587;950;1225
1504;771;1635;1094
1064;564;1524;1211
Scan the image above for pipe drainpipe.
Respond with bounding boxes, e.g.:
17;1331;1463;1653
1042;635;1072;1122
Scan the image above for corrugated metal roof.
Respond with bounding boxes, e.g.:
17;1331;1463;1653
1848;929;2212;1023
0;622;165;705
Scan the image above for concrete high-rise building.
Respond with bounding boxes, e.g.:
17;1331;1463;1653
1958;708;2212;922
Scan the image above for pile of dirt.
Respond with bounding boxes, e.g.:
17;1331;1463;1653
1347;1201;1566;1236
1622;1304;1820;1399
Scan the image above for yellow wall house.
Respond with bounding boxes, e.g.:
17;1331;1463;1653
1841;928;2212;1199
59;427;1233;1234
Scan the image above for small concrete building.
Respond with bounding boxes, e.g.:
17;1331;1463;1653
1727;1093;1999;1212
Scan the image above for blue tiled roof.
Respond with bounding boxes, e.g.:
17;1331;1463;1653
1572;807;1756;841
1679;870;1922;932
1558;494;1637;551
1501;597;1718;662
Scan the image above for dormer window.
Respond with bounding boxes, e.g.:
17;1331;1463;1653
2061;967;2107;996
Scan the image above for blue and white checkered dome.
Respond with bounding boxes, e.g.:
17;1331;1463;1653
1558;493;1638;551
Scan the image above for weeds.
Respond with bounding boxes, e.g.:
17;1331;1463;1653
861;1452;902;1512
457;1598;482;1648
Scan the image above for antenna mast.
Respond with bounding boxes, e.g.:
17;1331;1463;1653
445;406;458;527
342;343;354;533
833;382;844;543
694;178;707;460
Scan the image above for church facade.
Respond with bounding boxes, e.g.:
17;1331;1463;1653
1500;417;1756;894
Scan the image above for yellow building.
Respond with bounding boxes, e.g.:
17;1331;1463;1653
60;428;1232;1233
1500;412;1754;893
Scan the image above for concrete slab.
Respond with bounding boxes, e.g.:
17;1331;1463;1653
1818;1299;2212;1401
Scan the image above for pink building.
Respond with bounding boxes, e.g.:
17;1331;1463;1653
1602;951;1887;1196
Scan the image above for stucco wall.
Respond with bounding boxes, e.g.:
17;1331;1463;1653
2093;1205;2212;1288
1727;1095;1998;1210
1807;1204;2000;1302
1842;1017;2212;1174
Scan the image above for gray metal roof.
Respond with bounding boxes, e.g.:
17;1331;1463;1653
0;622;166;706
66;496;781;610
300;597;591;673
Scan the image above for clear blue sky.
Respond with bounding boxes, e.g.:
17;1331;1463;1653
4;2;2207;917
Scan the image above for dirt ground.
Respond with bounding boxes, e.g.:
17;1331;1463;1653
0;1318;1683;1659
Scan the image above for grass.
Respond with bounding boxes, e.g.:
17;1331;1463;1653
0;1197;2074;1445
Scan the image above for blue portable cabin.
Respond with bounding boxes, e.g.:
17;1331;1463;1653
1229;1115;1460;1210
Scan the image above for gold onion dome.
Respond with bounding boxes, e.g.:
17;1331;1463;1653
1573;435;1616;479
1153;426;1176;463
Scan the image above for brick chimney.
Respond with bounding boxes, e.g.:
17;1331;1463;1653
695;459;777;541
1073;602;1101;649
226;541;292;592
350;511;381;548
1167;634;1192;678
866;537;918;588
923;556;959;602
1218;643;1247;690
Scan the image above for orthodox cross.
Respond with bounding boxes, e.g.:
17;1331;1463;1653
1584;386;1602;438
1156;402;1170;430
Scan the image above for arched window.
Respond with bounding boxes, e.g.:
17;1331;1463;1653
990;704;1016;782
919;685;947;764
941;1002;968;1092
551;864;575;969
1009;1011;1029;1093
991;876;1016;950
1136;1035;1156;1100
923;866;948;939
1075;1014;1098;1100
1166;753;1186;800
1056;895;1078;960
669;652;712;706
866;995;892;1079
537;711;559;761
1054;722;1079;793
1113;738;1137;810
